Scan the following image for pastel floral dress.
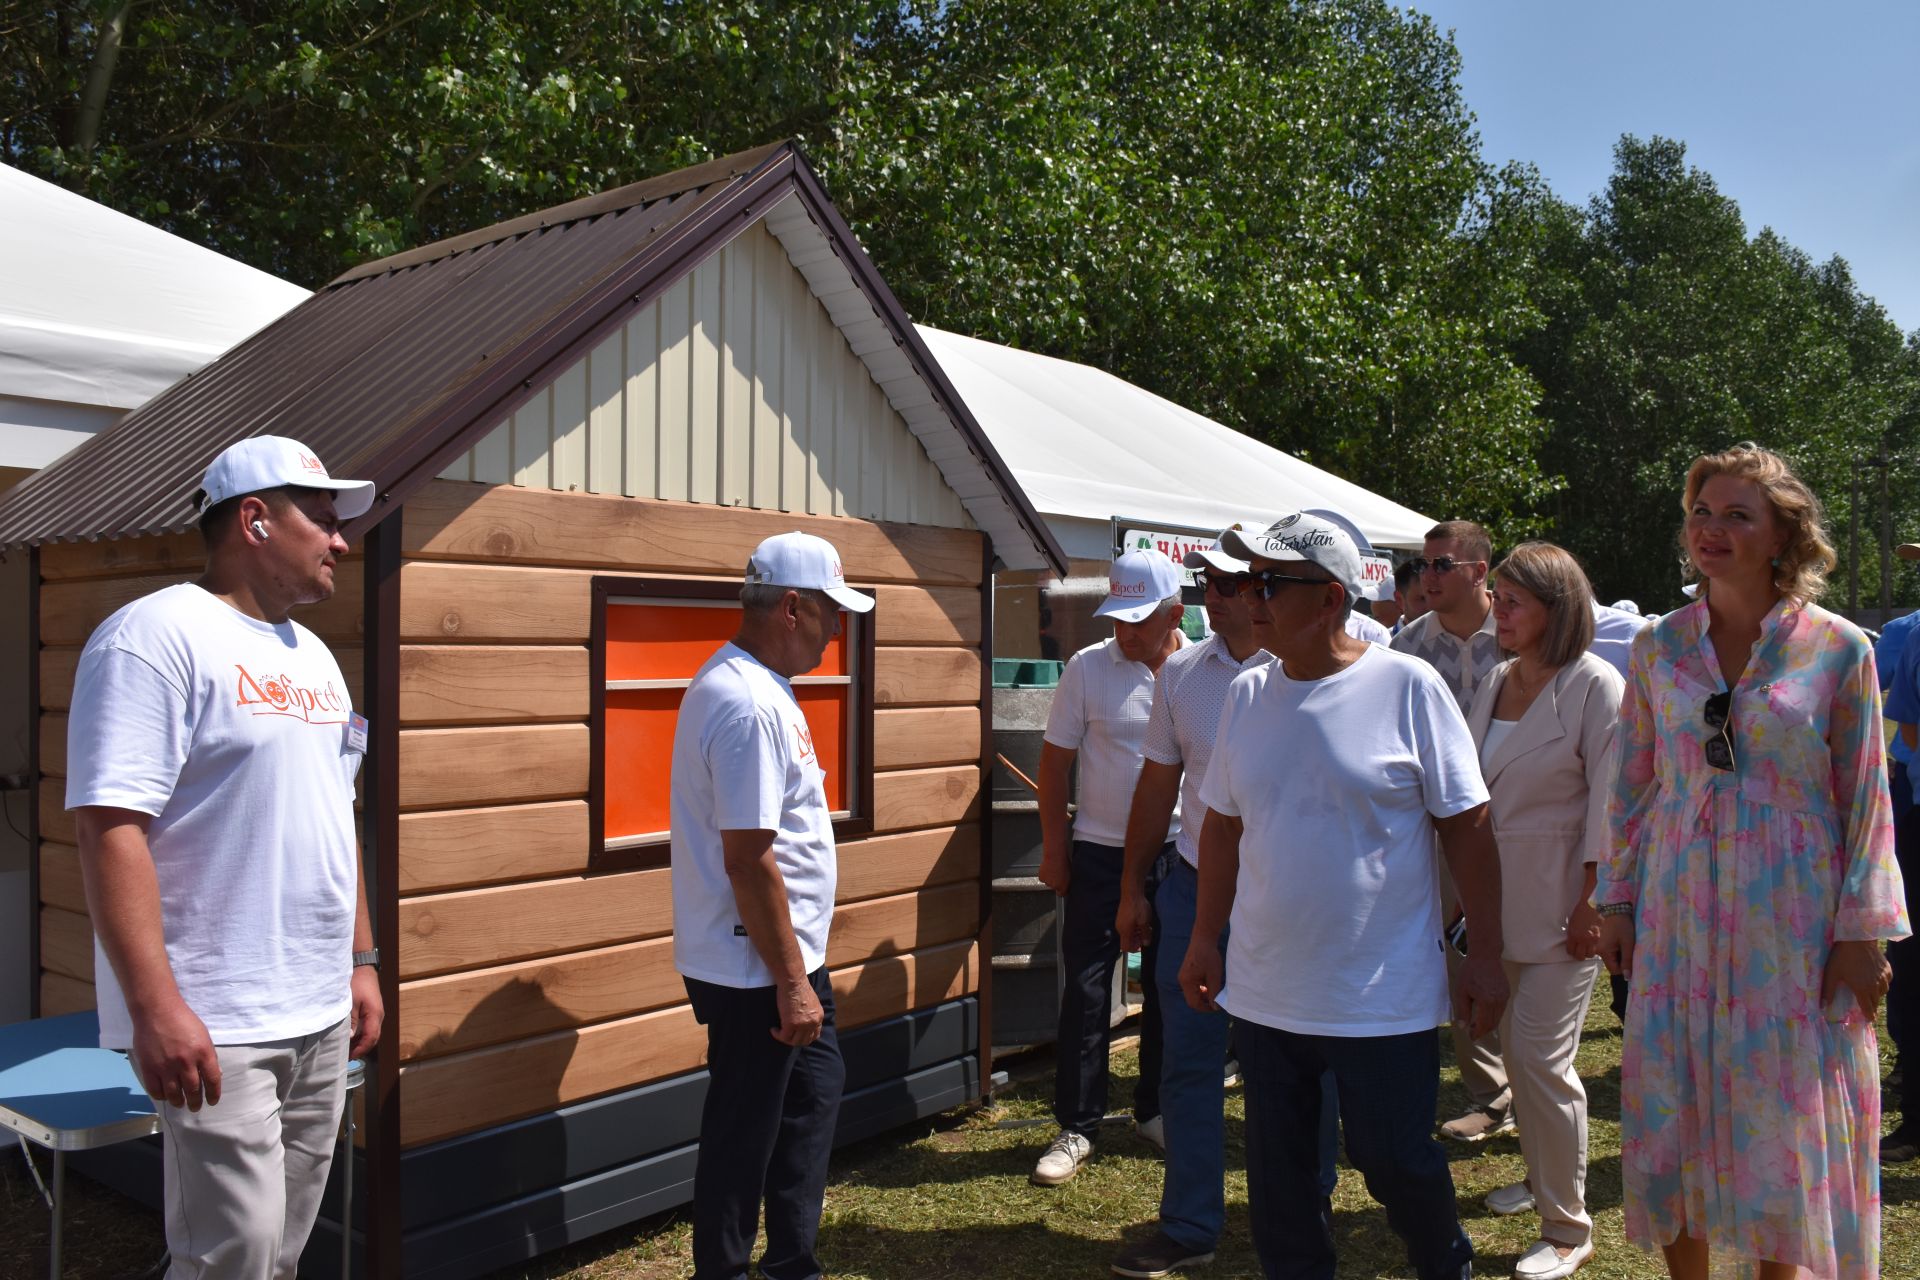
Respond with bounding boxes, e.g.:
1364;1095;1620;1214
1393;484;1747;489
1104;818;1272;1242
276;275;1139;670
1600;598;1910;1277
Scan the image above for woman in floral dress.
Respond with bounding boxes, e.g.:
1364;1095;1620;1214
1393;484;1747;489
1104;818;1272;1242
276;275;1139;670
1598;444;1909;1279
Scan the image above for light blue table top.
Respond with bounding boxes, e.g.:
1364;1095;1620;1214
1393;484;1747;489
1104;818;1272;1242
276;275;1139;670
0;1010;158;1152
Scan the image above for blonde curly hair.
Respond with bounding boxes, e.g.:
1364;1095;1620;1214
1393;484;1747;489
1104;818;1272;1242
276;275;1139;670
1680;443;1837;604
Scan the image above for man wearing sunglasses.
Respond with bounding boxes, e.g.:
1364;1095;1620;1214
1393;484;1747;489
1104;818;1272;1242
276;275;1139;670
1177;511;1505;1280
1389;519;1514;1146
1033;549;1187;1188
1108;527;1306;1277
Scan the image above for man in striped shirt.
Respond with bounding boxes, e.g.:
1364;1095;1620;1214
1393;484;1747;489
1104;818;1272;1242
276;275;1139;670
1033;549;1187;1186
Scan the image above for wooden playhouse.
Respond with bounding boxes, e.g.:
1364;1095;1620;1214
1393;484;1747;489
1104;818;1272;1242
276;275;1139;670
0;141;1065;1278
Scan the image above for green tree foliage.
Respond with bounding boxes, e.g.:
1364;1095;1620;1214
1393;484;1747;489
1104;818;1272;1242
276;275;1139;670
7;7;1914;593
1498;136;1918;608
1;1;904;275
826;0;1554;535
3;0;1552;532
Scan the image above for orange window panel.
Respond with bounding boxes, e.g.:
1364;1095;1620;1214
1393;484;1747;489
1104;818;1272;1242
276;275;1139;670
606;601;739;682
792;683;849;813
605;688;682;841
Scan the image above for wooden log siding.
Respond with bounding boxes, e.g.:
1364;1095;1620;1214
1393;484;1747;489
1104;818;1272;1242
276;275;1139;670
379;493;988;1146
397;940;979;1147
397;880;979;1060
403;480;982;587
398;815;982;979
399;561;980;646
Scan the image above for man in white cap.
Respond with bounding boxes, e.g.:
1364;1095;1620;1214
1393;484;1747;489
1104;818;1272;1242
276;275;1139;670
1180;512;1506;1280
1365;575;1404;631
670;530;874;1280
67;435;382;1278
1032;548;1186;1186
1111;527;1330;1277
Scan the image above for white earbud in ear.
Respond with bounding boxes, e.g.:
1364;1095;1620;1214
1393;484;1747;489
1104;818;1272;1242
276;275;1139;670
251;520;269;540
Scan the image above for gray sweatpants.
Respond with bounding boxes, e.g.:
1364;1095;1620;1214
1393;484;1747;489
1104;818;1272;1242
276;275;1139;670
156;1018;349;1280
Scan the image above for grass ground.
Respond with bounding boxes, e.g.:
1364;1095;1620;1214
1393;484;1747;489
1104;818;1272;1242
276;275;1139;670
5;997;1916;1279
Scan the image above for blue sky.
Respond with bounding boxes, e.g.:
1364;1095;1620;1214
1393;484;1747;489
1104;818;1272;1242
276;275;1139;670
1411;0;1919;336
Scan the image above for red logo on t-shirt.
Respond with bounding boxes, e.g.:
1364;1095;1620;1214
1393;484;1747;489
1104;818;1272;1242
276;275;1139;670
234;665;349;724
792;720;817;764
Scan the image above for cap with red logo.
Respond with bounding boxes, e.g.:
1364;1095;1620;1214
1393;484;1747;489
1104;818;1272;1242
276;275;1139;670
194;436;376;520
1093;548;1182;622
744;531;875;612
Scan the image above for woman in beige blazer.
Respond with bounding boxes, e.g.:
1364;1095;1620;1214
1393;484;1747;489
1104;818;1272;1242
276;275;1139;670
1466;542;1624;1280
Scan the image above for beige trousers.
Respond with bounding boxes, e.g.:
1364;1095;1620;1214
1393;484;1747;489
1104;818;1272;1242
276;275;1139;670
157;1019;349;1280
1500;958;1600;1248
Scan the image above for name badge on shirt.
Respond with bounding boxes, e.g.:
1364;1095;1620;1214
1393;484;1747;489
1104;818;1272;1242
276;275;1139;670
345;713;369;755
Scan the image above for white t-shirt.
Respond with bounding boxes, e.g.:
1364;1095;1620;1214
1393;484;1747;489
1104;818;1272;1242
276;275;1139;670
1199;644;1488;1037
1043;636;1185;847
670;642;837;988
1142;635;1269;867
1344;611;1391;646
1589;602;1648;679
64;584;361;1049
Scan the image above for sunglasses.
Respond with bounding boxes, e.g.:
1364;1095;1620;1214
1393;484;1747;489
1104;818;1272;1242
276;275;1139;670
1250;568;1337;599
1702;690;1735;772
1408;555;1478;576
1192;570;1253;597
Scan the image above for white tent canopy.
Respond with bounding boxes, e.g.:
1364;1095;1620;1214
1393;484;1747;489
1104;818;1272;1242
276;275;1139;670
916;325;1433;561
0;163;309;469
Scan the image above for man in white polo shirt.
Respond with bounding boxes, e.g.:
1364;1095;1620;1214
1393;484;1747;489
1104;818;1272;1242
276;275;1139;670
67;436;383;1278
1033;549;1186;1186
1181;512;1507;1280
670;531;874;1280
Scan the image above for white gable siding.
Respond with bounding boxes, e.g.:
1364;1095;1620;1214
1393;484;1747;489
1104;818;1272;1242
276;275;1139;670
440;219;971;530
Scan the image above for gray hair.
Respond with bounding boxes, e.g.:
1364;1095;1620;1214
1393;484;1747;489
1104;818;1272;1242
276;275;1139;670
1159;593;1183;616
740;583;835;615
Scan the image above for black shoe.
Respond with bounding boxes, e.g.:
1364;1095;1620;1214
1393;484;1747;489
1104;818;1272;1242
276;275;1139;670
1884;1125;1920;1164
1111;1229;1216;1278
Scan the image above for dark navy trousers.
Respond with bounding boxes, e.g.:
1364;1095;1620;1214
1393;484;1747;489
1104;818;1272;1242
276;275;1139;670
684;968;845;1280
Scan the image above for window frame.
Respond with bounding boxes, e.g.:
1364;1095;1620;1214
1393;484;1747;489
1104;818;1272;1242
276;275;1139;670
588;575;876;874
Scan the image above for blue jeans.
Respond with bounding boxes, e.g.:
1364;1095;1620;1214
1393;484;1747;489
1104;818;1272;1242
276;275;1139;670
1054;840;1171;1134
684;969;845;1280
1890;761;1918;1117
1153;860;1338;1252
1238;1021;1470;1280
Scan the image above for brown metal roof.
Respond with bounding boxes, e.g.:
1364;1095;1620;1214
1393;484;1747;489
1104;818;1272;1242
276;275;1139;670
0;142;1065;574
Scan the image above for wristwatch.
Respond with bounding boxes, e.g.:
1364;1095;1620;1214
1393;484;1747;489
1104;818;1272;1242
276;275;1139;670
353;948;381;970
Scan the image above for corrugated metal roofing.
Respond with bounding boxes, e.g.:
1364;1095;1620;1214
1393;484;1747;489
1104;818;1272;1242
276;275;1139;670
0;142;1065;575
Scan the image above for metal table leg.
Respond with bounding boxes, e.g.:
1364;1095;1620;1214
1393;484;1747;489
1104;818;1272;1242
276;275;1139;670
50;1147;64;1280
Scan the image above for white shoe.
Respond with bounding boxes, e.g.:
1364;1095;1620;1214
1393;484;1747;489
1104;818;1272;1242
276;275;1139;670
1032;1130;1093;1185
1134;1114;1165;1152
1486;1181;1536;1215
1513;1238;1593;1279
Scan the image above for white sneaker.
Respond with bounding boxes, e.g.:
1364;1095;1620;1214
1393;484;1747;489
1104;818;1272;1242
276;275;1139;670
1134;1114;1165;1152
1032;1130;1093;1185
1486;1181;1536;1215
1513;1237;1593;1279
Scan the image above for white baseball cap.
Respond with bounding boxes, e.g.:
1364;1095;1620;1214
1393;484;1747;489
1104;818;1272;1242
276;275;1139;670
195;436;375;520
744;531;875;612
1093;548;1182;622
1364;575;1398;604
1222;512;1364;601
1182;523;1257;575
